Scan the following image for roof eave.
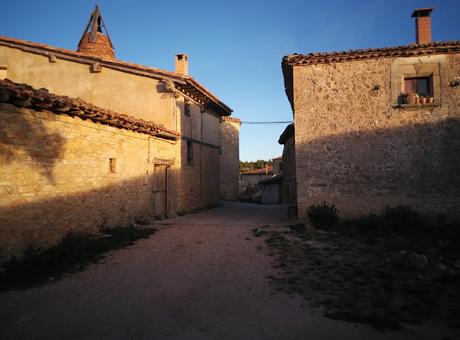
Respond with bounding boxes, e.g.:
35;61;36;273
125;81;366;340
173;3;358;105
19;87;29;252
281;59;295;114
283;41;460;66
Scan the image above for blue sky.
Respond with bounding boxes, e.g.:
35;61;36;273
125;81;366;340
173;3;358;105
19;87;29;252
1;0;459;161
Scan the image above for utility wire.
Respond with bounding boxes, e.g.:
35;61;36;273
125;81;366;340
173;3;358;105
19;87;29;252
241;121;293;125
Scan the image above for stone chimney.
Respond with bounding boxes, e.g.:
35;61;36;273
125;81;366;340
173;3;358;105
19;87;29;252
77;6;115;60
175;54;189;75
411;8;433;45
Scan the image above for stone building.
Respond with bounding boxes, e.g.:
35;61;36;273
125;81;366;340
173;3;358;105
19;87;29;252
282;8;460;219
272;156;283;175
278;123;296;205
259;175;283;205
220;116;241;200
0;7;239;261
239;167;274;191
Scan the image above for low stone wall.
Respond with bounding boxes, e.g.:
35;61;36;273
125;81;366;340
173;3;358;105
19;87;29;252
0;103;178;261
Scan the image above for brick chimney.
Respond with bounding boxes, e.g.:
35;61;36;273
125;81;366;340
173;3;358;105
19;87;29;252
77;6;115;60
175;54;189;75
411;8;433;45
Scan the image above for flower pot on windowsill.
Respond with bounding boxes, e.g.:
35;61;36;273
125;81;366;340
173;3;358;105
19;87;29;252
407;93;417;105
426;97;434;104
420;97;427;105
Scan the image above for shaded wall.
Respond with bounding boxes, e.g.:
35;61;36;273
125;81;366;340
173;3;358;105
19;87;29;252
220;120;240;200
0;103;178;261
240;173;273;191
293;54;460;219
177;98;221;211
281;134;297;205
261;183;282;205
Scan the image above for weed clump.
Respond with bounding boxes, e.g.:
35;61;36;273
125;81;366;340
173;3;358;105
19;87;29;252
307;202;340;229
0;225;155;291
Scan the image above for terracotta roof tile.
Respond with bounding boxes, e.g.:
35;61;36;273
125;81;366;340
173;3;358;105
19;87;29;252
241;167;273;175
283;41;460;66
0;79;180;141
222;116;241;124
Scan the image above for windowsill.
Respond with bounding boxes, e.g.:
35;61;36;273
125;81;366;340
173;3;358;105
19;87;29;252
395;103;439;110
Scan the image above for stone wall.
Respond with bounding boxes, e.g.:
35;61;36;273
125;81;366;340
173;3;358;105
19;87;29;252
281;133;296;205
0;103;179;261
220;118;240;200
293;54;460;219
176;98;222;211
0;46;176;129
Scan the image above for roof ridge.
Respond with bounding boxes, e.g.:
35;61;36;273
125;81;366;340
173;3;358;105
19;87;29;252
283;41;460;65
0;36;185;79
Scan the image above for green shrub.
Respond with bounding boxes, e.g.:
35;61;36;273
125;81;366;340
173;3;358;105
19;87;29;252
340;213;387;238
307;202;340;229
384;205;423;234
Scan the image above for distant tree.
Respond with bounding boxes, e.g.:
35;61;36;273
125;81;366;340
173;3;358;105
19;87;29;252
239;159;274;172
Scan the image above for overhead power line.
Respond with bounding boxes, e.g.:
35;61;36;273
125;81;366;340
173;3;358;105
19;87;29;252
241;121;293;125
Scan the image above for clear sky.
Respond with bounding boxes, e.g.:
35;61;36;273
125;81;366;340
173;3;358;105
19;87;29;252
1;0;459;161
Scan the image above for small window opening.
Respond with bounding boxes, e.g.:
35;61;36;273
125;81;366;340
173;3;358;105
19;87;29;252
186;141;193;164
404;76;433;97
97;17;103;32
401;75;434;105
109;158;117;173
184;100;191;116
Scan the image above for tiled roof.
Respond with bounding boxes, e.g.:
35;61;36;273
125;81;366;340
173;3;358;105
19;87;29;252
0;36;232;116
241;167;273;176
0;79;180;141
283;41;460;66
259;175;283;185
222;116;241;124
278;123;294;144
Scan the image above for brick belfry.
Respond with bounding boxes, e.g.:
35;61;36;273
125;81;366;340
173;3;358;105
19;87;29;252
77;5;115;60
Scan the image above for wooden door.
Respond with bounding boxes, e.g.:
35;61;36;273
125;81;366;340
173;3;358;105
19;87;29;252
153;164;168;217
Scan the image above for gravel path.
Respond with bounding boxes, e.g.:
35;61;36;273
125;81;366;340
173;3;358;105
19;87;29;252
0;202;448;339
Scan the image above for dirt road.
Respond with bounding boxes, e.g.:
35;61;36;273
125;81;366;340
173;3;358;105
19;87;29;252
0;202;448;339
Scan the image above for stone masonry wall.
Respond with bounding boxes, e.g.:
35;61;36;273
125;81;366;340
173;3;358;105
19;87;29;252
282;134;296;205
0;46;176;129
293;54;460;219
0;103;178;261
220;119;240;200
176;98;222;212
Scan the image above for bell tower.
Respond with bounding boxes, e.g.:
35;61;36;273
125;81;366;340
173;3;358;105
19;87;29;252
77;6;115;60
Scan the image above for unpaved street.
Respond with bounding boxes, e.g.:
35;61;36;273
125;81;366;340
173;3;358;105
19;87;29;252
0;203;450;339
